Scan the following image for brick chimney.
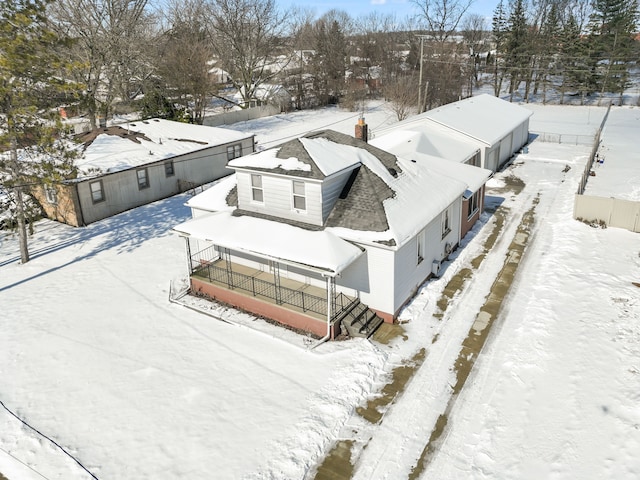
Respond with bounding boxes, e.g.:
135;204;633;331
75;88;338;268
355;117;368;143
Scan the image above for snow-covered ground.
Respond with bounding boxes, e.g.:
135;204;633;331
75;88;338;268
1;100;639;480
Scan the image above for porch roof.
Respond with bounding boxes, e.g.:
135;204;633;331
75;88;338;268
173;211;364;276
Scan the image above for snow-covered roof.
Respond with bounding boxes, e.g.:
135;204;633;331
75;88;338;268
173;211;363;276
229;147;312;173
371;121;480;164
74;119;252;175
328;151;468;246
418;94;533;146
188;130;476;249
186;175;237;212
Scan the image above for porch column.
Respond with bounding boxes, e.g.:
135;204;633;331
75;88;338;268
273;262;282;304
223;247;234;288
327;276;336;320
184;237;193;275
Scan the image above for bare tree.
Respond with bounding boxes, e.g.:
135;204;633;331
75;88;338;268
208;0;291;108
412;0;474;42
461;13;487;90
49;0;153;129
157;0;215;123
412;0;473;109
384;75;419;120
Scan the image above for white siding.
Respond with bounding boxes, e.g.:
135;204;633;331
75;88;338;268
321;170;355;221
236;171;324;226
485;146;500;172
76;139;253;225
339;245;396;315
499;132;513;165
393;198;461;313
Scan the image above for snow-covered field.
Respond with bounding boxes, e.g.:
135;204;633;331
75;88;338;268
1;101;639;480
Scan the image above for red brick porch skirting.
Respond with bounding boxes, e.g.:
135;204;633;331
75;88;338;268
191;278;334;338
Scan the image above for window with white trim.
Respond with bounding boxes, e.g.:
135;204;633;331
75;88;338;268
90;180;105;203
442;207;451;238
137;167;149;190
469;190;480;217
292;180;306;210
227;144;242;161
251;174;263;202
44;185;57;205
164;160;175;177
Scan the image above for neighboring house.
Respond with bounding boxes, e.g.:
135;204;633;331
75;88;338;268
32;119;255;226
232;84;292;112
173;127;491;339
405;93;533;172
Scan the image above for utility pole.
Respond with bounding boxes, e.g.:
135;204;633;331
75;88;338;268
417;35;428;114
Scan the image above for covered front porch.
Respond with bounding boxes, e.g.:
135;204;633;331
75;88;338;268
174;211;383;338
188;244;360;338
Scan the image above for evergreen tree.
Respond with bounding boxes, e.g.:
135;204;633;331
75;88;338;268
492;0;509;95
312;19;347;105
588;0;639;102
538;1;563;102
560;13;595;104
504;0;531;101
0;0;79;263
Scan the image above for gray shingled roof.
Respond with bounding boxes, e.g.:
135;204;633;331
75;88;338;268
325;165;393;234
232;129;401;242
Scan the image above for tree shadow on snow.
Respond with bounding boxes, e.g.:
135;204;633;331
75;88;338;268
0;193;192;292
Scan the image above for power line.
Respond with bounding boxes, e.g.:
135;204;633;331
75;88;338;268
0;399;100;480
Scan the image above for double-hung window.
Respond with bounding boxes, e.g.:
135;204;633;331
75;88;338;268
164;160;175;177
469;190;480;217
292;180;306;210
251;174;263;202
90;180;105;203
442;208;451;238
227;144;242;161
44;185;57;205
137;167;150;190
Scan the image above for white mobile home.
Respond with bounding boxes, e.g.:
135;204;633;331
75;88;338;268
34;119;255;226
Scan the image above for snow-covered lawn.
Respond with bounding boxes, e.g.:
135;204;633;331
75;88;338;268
1;101;639;480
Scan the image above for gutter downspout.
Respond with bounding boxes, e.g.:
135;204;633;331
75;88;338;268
310;275;332;350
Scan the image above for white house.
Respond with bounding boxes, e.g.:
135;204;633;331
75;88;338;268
173;129;491;339
397;93;533;172
370;115;490;239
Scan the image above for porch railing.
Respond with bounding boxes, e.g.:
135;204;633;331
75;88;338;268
193;262;357;321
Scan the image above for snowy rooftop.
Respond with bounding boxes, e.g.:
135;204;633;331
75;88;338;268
74;118;252;176
184;129;474;250
420;93;533;146
371;120;480;164
173;210;363;275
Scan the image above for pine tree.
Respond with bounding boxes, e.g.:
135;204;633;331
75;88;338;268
0;0;79;263
588;0;640;102
504;0;531;101
492;0;509;96
560;13;595;104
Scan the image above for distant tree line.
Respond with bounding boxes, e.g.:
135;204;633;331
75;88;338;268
492;0;639;104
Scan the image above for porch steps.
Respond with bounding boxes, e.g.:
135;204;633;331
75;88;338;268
338;301;384;338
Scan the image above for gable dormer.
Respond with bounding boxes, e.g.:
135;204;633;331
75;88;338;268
228;131;364;226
